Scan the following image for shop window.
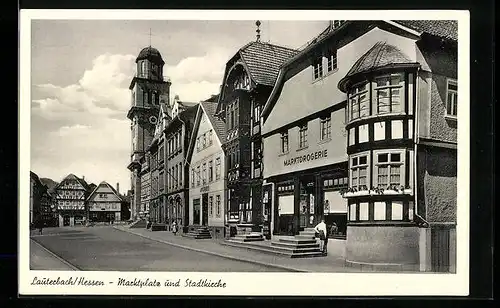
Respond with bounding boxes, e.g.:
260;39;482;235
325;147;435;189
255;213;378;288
298;124;308;149
375;74;403;115
323;176;348;190
350;153;369;190
326;48;338;73
375;151;404;188
313;56;323;80
349;82;369;121
320;115;332;141
446;79;458;118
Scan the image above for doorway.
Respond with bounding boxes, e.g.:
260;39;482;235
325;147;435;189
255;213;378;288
202;193;209;226
63;215;70;226
299;179;315;229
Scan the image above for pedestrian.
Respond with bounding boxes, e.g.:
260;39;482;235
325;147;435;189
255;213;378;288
172;220;178;236
313;218;328;255
38;220;43;235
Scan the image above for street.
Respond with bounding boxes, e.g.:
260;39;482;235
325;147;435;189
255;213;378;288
30;226;288;272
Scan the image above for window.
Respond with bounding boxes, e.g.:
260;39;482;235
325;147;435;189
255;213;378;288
216;195;221;217
215;157;221;180
298;124;308;149
350;154;369;190
196;137;200;152
174;165;178;188
202;134;207;148
234;100;239;128
209;160;213;182
159;172;164;191
191;169;195;188
326;48;338;72
152;91;156;105
178;163;183;187
209;196;214;217
446;79;458;117
320;115;332;140
143;90;149;105
280;131;289;153
376;152;403;188
313;56;323;79
375;74;403;114
202;163;207;185
254;104;261;123
208;130;213;145
196;166;201;186
349;83;369;120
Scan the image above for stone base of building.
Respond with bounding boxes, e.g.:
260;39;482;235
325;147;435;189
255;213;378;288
208;226;226;239
346;225;420;269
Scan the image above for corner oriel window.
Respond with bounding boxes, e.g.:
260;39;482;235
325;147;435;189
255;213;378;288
349;83;369;121
350;154;369;190
446;79;458;117
375;74;402;115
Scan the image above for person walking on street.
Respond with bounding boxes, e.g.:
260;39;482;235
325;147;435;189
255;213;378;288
314;218;328;255
37;219;44;235
172;220;178;236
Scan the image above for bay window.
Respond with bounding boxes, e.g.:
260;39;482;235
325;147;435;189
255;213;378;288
349;83;369;120
375;74;402;114
350;153;369;190
375;150;404;188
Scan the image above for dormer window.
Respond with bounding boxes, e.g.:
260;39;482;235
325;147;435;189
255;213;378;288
313;56;323;80
326;48;338;73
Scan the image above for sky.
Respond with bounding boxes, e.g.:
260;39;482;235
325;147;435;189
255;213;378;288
30;19;329;192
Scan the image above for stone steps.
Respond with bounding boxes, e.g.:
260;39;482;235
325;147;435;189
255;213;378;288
182;226;212;239
221;240;325;258
232;233;265;242
128;219;147;229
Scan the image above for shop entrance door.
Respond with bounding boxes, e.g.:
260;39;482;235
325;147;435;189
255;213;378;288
63;215;70;226
202;193;209;226
299;180;316;230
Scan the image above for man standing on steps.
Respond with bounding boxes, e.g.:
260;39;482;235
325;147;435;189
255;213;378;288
313;218;328;255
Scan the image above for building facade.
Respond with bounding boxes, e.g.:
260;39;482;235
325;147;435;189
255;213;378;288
262;20;457;272
127;46;171;221
215;37;298;235
87;182;124;222
187;96;226;239
165;98;198;231
54;174;90;227
149;103;171;226
30;171;57;228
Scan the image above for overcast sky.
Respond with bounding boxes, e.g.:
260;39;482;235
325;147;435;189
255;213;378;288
30;19;328;192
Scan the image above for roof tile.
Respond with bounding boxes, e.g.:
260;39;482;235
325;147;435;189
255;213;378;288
394;20;458;41
201;97;226;142
239;42;298;87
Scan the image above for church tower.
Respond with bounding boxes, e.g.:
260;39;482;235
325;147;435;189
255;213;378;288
127;46;171;220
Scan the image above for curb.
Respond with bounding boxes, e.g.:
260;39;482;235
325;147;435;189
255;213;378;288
30;238;80;271
113;227;308;273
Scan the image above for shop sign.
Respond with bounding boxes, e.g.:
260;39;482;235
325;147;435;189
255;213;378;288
283;149;328;167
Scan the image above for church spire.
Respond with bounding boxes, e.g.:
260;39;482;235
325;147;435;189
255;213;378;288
255;20;261;42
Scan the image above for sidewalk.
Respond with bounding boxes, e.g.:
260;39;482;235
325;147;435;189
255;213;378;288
114;226;362;273
30;239;78;271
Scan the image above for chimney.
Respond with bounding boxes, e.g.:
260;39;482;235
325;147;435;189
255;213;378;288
116;183;120;194
82;176;85;181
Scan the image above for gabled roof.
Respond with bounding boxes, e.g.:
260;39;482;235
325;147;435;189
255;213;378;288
394;20;458;41
238;41;299;87
178;101;199;109
87;181;124;202
186;95;226;163
201;99;226;143
55;173;90;191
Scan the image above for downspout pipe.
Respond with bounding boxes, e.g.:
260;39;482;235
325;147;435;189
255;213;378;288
413;67;429;228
